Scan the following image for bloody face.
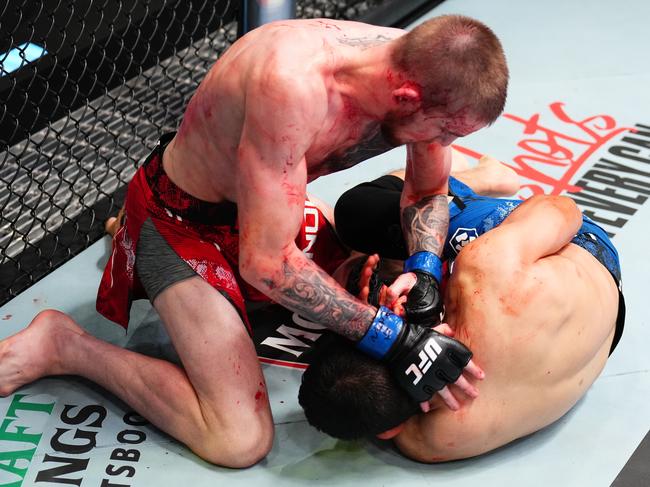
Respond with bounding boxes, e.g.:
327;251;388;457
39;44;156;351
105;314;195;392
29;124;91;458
381;107;487;146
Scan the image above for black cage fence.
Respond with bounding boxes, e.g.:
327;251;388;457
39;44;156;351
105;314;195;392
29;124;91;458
0;0;439;305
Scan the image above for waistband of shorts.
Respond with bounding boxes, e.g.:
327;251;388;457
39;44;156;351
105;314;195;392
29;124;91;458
573;219;622;285
609;288;625;356
448;176;476;218
142;133;238;226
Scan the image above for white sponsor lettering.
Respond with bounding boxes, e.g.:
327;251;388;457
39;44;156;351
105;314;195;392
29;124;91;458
260;325;321;357
302;203;320;259
405;337;443;385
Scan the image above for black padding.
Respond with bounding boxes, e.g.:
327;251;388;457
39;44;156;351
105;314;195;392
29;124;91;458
334;175;408;260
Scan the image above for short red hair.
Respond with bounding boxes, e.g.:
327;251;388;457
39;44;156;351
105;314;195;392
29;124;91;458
391;15;508;124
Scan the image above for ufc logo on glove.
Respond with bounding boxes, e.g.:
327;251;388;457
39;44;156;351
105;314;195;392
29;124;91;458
405;337;443;385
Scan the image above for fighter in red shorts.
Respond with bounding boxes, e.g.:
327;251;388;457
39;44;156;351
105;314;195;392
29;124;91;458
97;133;350;331
0;16;507;466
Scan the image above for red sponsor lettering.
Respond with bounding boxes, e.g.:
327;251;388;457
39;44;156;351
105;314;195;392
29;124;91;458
453;102;634;198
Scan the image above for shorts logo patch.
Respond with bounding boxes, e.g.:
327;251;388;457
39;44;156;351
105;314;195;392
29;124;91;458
450;227;478;254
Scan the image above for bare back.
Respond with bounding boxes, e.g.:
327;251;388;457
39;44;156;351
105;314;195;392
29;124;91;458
396;239;618;462
162;19;404;204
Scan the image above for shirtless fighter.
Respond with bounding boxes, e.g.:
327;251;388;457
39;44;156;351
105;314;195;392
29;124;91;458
299;172;625;462
0;16;508;467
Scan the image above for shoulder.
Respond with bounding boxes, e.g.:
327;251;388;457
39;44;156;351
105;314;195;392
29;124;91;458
453;233;520;280
394;409;498;463
243;44;328;118
239;65;328;141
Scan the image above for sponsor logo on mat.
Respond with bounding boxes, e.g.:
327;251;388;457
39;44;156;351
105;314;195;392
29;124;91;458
252;102;649;370
0;395;151;487
454;102;650;239
250;304;333;369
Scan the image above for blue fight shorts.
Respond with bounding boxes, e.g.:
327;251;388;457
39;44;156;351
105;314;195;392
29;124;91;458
445;177;624;354
334;174;625;354
445;177;621;281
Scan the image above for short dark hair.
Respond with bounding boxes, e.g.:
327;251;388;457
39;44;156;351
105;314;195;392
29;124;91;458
298;335;420;440
391;14;509;124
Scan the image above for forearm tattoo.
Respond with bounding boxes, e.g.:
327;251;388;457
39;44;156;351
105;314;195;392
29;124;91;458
401;194;449;256
337;35;395;50
262;257;375;341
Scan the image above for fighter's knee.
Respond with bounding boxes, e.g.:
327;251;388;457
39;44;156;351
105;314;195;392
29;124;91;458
34;308;65;322
197;417;274;468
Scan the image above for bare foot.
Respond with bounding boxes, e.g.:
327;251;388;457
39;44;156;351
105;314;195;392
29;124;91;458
0;310;84;396
452;156;521;197
475;156;521;197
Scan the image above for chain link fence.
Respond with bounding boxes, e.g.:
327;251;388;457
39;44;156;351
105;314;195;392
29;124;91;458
0;0;438;304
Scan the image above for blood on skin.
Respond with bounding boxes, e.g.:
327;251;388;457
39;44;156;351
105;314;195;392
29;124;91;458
341;97;361;121
281;181;304;207
176;109;195;141
454;318;472;349
385;69;406;86
498;295;518;317
255;382;267;411
255;381;266;401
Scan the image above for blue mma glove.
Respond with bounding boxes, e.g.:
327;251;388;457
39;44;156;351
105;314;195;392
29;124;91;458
357;306;472;402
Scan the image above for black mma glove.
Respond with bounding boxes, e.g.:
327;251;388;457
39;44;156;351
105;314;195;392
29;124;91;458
387;321;472;402
356;306;472;403
403;251;444;325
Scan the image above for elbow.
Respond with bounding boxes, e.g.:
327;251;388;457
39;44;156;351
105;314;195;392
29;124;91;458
564;195;583;222
239;245;292;292
239;250;267;288
551;195;583;229
530;194;582;230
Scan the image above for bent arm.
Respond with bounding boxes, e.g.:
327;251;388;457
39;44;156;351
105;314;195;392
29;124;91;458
400;142;452;256
237;73;375;340
489;195;583;263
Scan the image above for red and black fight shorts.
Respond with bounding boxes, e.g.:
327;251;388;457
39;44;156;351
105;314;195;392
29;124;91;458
96;133;349;331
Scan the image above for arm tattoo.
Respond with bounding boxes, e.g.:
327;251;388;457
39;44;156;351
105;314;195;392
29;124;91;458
336;35;395;50
401;194;449;256
262;257;376;341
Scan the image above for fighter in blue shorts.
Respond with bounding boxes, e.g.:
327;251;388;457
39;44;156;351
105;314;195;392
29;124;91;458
334;171;624;353
299;162;625;460
444;176;621;284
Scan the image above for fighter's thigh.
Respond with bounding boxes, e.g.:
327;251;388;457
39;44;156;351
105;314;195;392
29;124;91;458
153;276;271;423
135;219;270;421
